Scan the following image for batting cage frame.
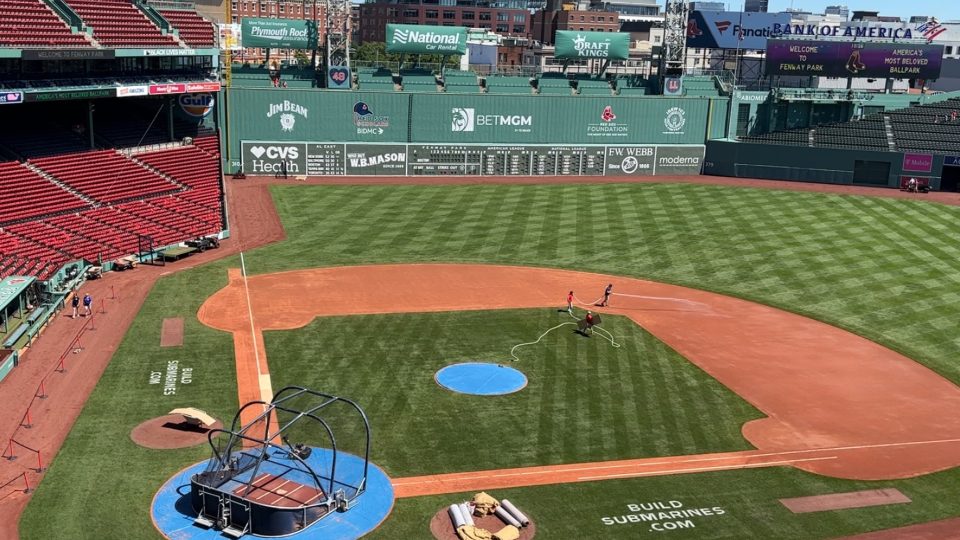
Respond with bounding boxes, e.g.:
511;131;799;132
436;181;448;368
190;386;371;537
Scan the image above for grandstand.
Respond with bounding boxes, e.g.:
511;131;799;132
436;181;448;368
0;0;91;47
740;98;960;155
0;0;224;282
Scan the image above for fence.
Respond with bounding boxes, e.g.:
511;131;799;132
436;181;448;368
0;296;109;502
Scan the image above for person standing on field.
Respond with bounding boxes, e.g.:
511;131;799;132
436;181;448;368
71;293;80;318
82;293;92;317
566;291;574;313
599;284;613;307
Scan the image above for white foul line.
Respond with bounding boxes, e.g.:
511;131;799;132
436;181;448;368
239;252;272;405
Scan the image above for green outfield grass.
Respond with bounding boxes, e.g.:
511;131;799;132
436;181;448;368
19;182;960;539
265;309;761;475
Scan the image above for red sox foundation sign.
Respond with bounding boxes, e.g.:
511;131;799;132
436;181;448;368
601;500;727;532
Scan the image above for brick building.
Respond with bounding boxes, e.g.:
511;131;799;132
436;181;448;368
357;3;532;42
531;9;620;45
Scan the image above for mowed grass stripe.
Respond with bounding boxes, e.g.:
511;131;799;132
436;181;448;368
265;310;760;476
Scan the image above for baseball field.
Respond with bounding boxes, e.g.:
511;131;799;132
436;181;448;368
14;179;960;539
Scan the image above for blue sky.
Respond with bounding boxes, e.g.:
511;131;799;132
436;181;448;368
684;1;960;21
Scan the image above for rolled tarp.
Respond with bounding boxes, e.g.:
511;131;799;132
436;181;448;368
449;504;466;529
501;500;530;527
494;506;521;528
459;503;475;526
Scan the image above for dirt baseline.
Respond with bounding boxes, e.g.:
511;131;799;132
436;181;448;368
198;263;960;483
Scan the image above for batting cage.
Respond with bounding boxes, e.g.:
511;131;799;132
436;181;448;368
190;386;371;537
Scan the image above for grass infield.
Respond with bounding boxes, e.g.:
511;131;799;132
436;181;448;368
19;183;960;539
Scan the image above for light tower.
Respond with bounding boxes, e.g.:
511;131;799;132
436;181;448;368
659;0;689;82
324;0;352;87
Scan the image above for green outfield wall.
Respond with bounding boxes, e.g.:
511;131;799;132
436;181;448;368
704;140;945;189
219;87;721;169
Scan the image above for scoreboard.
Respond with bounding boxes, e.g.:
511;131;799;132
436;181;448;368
239;142;705;177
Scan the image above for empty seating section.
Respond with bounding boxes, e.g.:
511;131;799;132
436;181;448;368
0;162;88;224
0;0;89;47
889;98;960;154
31;150;180;204
192;135;220;157
64;0;176;46
485;76;533;95
158;9;214;47
0;136;224;278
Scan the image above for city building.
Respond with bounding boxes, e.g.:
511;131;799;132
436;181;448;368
357;2;532;42
824;5;849;21
592;0;658;17
531;9;621;45
744;0;767;13
690;2;725;11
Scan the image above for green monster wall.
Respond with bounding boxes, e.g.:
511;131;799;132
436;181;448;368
220;87;721;169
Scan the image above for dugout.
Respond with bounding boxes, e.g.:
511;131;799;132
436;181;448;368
0;276;40;351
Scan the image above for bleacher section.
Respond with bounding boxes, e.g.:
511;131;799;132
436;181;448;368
64;0;176;46
399;68;438;93
357;67;396;92
741;98;960;155
30;150;181;205
0;138;223;277
682;76;721;97
441;70;480;93
0;0;90;47
158;8;214;47
889;98;960;154
485;75;533;95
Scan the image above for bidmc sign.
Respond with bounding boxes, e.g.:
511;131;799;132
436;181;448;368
386;24;468;55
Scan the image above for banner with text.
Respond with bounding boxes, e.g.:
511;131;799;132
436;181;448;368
686;11;791;50
555;31;630;60
386;24;467;55
765;39;944;79
241;18;318;49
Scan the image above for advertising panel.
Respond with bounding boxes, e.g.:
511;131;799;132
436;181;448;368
22;49;115;60
686;11;791;49
902;152;934;173
219;23;242;51
554;31;629;60
344;144;407;175
654;146;706;175
386;24;467;55
0;92;23;105
149;83;187;95
117;86;148;98
605;146;656;176
241;17;318;49
765;40;944;79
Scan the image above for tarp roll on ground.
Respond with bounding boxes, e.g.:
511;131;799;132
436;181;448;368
501;500;530;526
449;504;466;529
460;503;475;526
495;506;522;528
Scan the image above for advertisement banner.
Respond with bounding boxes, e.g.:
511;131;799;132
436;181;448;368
24;89;115;102
149;83;187;95
686;11;791;50
242;141;308;176
554;31;629;60
605;146;656;176
765;40;944;79
186;82;222;93
22;49;115;60
344;144;407;175
241;17;318;49
178;93;216;118
219;23;242;51
386;24;467;55
117;86;148;98
943;155;960;167
0;92;23;105
654;145;706;175
902;152;933;173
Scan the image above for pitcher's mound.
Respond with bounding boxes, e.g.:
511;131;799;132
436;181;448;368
130;414;222;449
429;506;537;540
